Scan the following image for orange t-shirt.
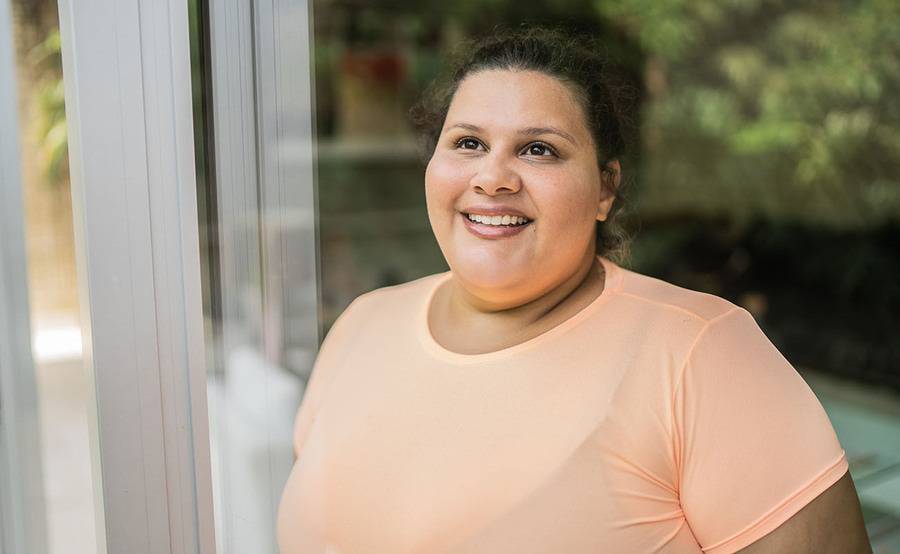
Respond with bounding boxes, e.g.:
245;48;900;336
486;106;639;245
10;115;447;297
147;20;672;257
277;255;848;553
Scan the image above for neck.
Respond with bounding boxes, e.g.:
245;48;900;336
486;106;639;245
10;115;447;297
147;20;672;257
446;249;605;336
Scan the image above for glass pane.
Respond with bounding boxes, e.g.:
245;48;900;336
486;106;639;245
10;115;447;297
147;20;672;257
5;1;100;553
195;0;900;551
190;1;317;551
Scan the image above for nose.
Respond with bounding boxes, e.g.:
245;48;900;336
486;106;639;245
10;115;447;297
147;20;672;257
469;153;523;195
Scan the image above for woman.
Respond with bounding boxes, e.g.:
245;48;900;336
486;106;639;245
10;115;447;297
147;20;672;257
277;26;871;553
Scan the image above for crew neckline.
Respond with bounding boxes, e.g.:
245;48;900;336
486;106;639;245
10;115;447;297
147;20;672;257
417;255;624;364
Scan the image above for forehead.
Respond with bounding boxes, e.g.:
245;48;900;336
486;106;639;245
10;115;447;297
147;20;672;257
445;69;589;138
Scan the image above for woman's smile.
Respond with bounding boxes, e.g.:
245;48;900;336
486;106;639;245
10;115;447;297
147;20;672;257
460;211;534;239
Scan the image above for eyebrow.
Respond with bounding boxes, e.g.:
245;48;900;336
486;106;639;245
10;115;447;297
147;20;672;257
444;122;578;147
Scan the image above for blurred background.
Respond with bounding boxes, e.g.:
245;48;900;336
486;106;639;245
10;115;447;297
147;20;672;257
6;0;899;552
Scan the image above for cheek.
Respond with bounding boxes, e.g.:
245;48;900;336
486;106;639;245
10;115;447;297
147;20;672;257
534;176;598;231
425;155;466;215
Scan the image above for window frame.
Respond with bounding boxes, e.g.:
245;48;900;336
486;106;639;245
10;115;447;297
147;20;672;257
57;0;216;551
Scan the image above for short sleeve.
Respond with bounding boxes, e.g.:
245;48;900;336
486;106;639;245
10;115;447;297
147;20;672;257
673;307;849;554
291;294;367;459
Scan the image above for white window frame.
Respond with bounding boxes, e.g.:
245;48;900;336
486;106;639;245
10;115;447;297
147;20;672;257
52;0;321;550
57;0;216;552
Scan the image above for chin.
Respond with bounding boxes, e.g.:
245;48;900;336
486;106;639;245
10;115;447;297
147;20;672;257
448;251;531;289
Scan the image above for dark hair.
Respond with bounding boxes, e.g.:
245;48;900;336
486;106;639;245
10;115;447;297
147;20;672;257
409;24;636;265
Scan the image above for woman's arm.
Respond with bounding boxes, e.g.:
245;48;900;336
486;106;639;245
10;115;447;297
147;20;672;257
736;472;871;553
674;307;870;552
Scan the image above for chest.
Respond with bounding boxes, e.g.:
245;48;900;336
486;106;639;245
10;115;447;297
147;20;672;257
283;349;693;553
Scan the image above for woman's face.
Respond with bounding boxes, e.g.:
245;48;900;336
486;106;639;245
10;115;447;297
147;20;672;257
425;69;617;303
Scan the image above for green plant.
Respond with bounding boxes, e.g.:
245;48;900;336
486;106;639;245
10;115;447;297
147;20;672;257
28;29;67;186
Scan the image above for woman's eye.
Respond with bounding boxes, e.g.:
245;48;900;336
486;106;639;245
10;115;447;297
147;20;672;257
524;142;557;157
455;137;483;150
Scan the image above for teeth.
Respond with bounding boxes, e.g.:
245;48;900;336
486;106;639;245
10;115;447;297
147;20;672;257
466;213;530;226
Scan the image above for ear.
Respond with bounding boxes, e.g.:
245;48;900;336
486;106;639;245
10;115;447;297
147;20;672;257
596;159;621;222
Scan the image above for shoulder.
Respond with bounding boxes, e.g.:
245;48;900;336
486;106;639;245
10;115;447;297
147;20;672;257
611;263;742;326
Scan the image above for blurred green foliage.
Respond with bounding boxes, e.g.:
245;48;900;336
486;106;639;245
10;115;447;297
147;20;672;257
596;0;900;228
27;28;67;186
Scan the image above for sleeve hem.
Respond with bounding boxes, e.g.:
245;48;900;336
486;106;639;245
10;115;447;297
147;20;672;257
701;450;850;554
